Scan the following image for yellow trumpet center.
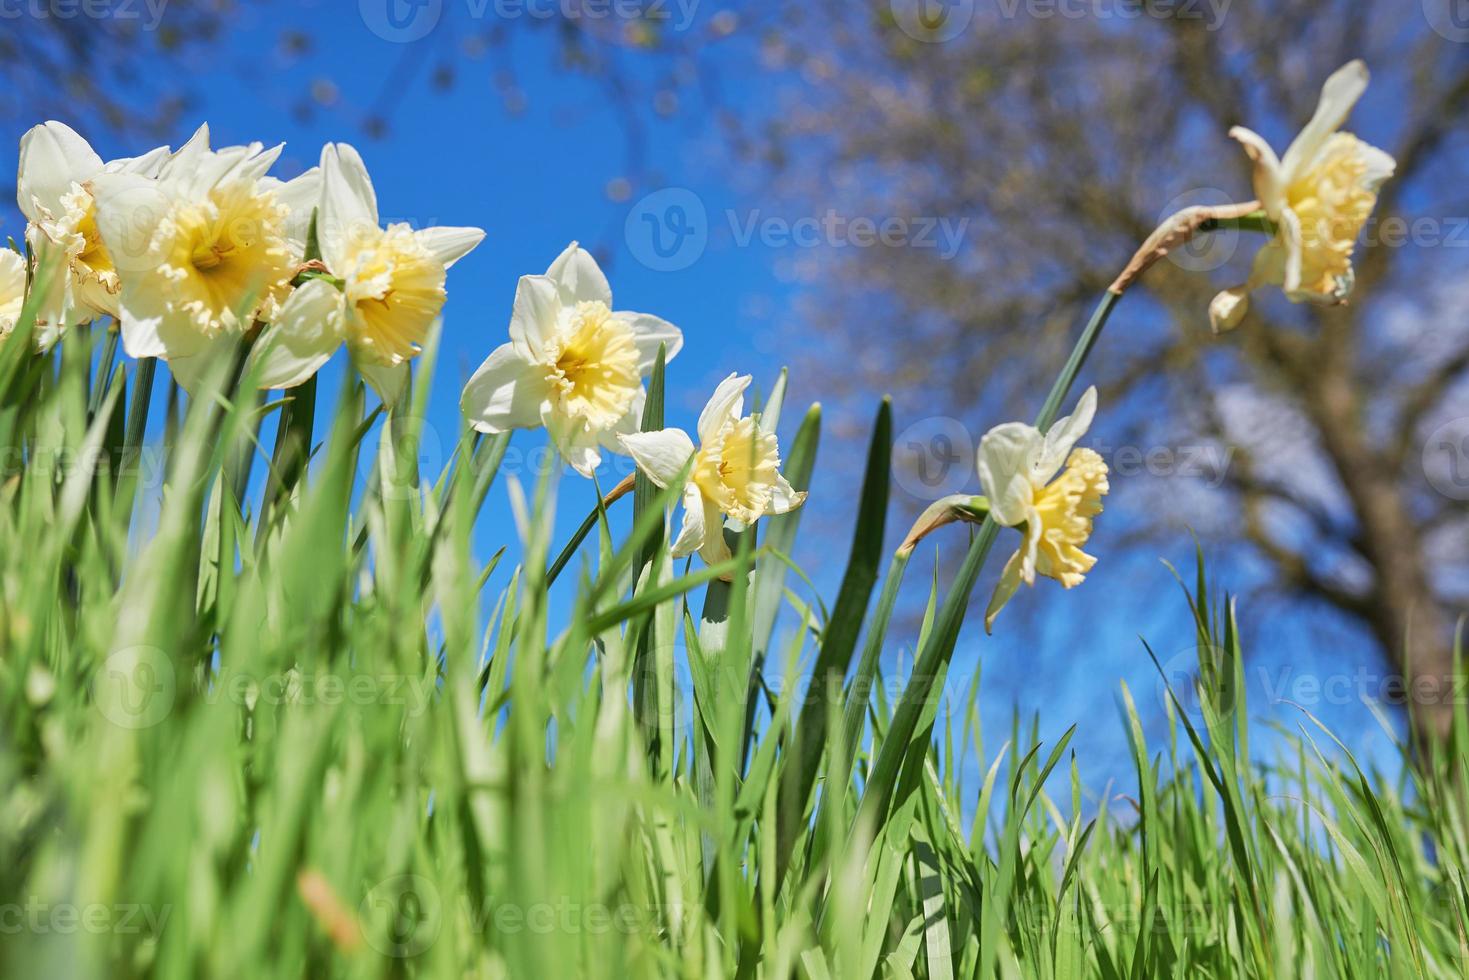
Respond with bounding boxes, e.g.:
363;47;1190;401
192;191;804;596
544;301;640;432
341;223;446;366
156;180;294;337
1286;132;1379;298
59;185;117;288
693;415;780;525
1030;447;1108;588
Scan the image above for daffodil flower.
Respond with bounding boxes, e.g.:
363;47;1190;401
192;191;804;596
0;248;26;338
976;386;1108;632
618;373;806;565
16;121;171;344
254;143;484;403
460;243;682;477
1210;60;1395;332
88;124;321;390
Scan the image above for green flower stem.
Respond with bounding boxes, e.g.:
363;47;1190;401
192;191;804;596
1214;210;1276;236
853;287;1125;831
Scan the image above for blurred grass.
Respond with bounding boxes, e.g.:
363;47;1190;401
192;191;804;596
2;294;1469;978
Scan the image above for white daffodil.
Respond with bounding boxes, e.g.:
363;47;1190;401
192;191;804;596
254;143;483;402
0;248;26;338
87;124;320;390
619;373;806;566
16;121;171;343
460;242;682;477
976;387;1108;632
1211;60;1395;332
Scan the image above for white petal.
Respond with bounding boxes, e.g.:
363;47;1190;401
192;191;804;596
167;144;254;199
460;342;550;433
670;486;707;558
160;123;210;182
252;279;346;389
1227;126;1284;218
229;142;283;186
359;359;411;406
697;373;750;444
984;548;1026;634
597;384;645;453
17;121;102;221
618;312;684;372
507;275;560;361
1279;60;1369;184
1276;207;1306;298
416;226;485;269
1209;285;1251;333
545;413;603;479
1248;239;1287;289
618;428;696;489
976;421;1042;527
318;143;379;271
1355;141;1396;194
767;472;807;516
697;497;731;566
263;167;323;251
1034;386;1097;483
545;241;613;308
89;172;170;276
108;144;172;178
166;335;237;395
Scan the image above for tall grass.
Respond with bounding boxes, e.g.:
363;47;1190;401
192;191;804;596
2;287;1468;979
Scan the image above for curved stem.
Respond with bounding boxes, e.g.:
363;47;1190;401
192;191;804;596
1107;200;1263;296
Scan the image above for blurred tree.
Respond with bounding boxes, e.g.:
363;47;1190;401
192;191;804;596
731;0;1469;746
0;0;233;139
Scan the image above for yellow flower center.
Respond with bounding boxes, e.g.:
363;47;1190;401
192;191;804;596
1285;132;1378;298
544;301;640;431
693;415;780;525
341;223;446;365
1030;447;1108;588
58;185;117;290
156;180;294;337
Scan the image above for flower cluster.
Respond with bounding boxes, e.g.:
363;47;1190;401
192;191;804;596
4;58;1393;613
459;243;807;559
10;121;484;399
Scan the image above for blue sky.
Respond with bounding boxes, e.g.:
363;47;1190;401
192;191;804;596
2;1;1412;799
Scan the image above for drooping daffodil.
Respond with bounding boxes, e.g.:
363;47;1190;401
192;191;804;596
1210;60;1396;332
460;242;682;477
88;124;321;390
16;121;171;345
976;386;1108;632
254;142;484;403
618;373;806;566
0;248;26;338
